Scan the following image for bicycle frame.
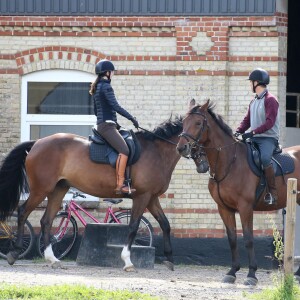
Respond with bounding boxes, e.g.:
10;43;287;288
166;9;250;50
0;222;12;239
67;199;121;226
53;199;122;242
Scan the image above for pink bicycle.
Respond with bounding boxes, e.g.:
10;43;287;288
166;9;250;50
37;190;154;259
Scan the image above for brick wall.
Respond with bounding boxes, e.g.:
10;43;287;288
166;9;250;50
0;13;288;238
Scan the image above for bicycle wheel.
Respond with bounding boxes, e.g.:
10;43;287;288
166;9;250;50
37;212;78;260
0;213;34;259
111;212;154;247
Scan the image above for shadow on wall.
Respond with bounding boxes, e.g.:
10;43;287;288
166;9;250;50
154;236;276;270
23;235;276;270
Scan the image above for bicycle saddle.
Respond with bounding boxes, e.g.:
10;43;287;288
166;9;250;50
103;198;123;205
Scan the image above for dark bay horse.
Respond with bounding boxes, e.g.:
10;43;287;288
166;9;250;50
176;99;300;285
0;117;182;271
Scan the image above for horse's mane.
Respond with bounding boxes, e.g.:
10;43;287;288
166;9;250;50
136;116;183;141
190;102;233;137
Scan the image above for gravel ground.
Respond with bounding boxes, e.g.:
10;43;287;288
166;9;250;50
0;259;277;299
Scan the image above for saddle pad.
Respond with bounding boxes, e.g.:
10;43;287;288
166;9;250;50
273;152;294;175
246;143;295;177
89;127;141;167
89;143;112;164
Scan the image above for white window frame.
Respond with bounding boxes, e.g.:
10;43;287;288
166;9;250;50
21;70;96;141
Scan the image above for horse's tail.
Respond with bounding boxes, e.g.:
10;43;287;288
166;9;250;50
0;140;36;221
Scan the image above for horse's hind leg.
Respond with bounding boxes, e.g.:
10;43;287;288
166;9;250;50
6;192;47;265
40;183;69;268
147;196;174;271
217;205;240;284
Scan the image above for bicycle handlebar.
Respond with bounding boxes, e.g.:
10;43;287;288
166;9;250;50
69;190;86;199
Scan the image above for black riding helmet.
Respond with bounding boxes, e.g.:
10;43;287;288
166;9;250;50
95;59;115;75
248;68;270;93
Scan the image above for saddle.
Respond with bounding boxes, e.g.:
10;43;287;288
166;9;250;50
246;141;294;203
89;127;141;168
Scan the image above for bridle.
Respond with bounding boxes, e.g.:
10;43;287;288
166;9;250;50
178;111;208;155
179;110;238;182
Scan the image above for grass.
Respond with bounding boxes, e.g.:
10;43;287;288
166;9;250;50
0;284;159;300
247;274;300;300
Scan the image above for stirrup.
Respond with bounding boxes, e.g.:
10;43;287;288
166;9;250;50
264;193;276;205
121;184;136;194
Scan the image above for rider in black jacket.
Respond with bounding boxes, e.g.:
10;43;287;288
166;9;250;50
89;59;139;194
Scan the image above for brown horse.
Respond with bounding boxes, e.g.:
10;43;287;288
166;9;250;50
0;117;182;271
176;99;300;285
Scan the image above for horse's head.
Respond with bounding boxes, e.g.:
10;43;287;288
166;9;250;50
176;99;210;158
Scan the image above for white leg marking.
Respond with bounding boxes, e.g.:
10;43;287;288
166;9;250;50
44;244;60;264
121;245;134;270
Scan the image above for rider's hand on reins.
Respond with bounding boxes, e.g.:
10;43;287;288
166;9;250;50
234;131;241;138
241;131;254;140
131;117;139;129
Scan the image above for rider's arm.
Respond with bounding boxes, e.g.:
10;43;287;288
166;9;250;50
104;85;135;121
236;106;251;133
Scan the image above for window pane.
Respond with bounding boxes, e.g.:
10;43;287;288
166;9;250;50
286;112;297;127
286;95;297;111
30;125;93;139
27;82;93;115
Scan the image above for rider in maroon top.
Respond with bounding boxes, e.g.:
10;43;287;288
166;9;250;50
235;68;280;205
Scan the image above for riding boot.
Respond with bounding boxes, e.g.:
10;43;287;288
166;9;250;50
264;164;278;205
115;154;136;194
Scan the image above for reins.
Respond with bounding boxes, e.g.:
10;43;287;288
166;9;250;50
138;126;178;145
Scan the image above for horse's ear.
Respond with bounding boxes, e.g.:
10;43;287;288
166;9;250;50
201;99;210;111
189;98;196;110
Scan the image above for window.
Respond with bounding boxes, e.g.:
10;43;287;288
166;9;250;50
27;82;93;115
286;93;300;128
21;70;95;140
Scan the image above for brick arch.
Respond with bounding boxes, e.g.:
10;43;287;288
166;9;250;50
14;46;106;75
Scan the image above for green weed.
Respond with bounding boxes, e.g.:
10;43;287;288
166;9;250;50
247;215;300;300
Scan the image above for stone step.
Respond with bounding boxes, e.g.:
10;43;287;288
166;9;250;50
76;223;155;269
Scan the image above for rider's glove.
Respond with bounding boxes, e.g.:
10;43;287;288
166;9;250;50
234;131;241;138
242;131;254;140
131;117;139;129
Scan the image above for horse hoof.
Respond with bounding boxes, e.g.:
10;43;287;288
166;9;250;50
51;261;62;269
163;261;174;271
295;275;300;284
244;277;258;286
6;252;17;265
222;275;236;284
123;265;137;272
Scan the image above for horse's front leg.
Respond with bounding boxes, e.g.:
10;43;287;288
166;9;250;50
147;197;174;271
239;206;258;286
217;205;240;283
121;216;141;272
